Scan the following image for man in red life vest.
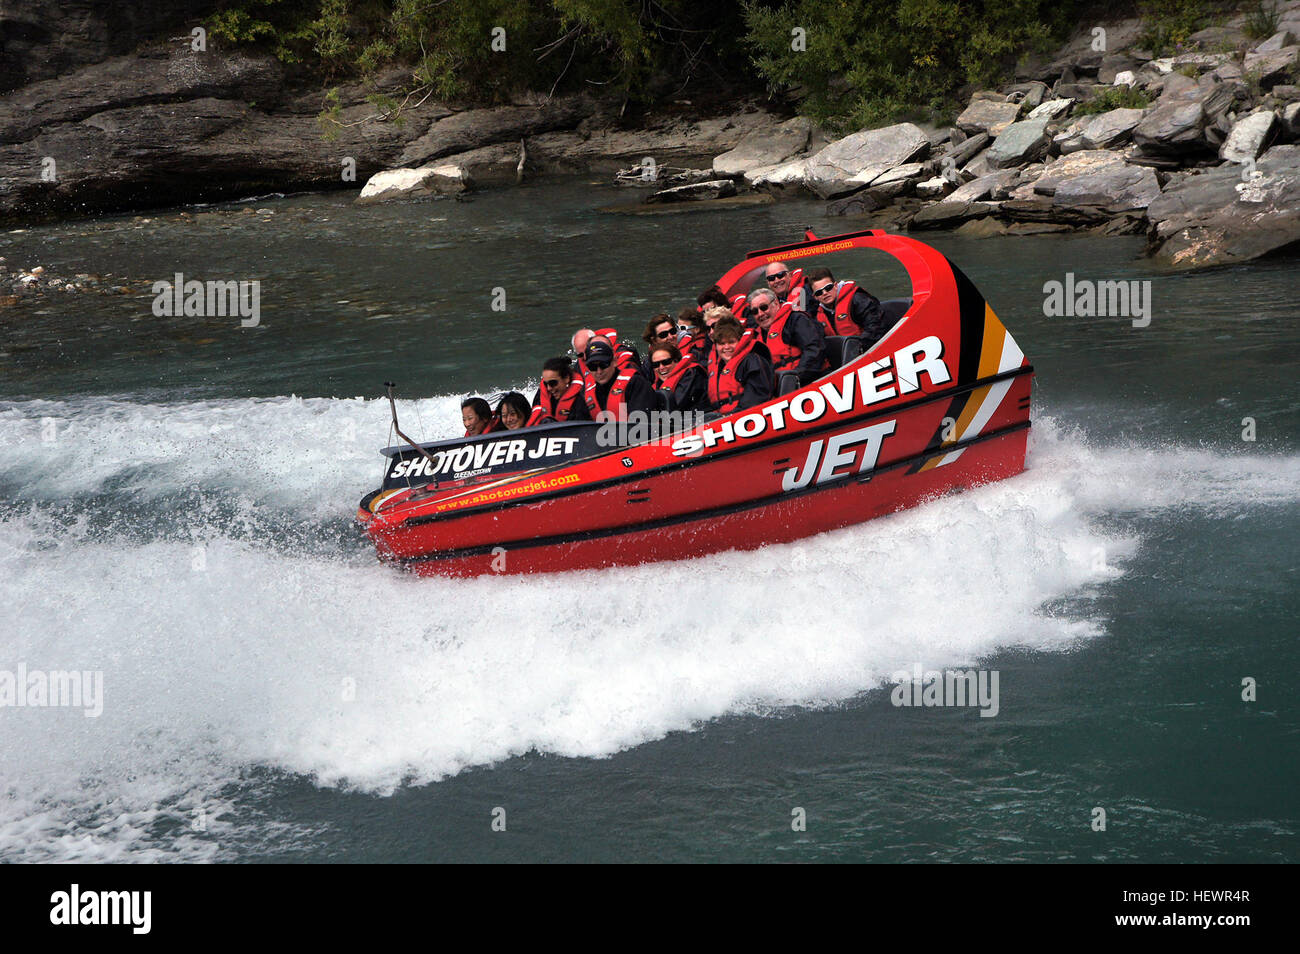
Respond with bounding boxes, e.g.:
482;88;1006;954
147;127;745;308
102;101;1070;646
706;316;774;414
530;356;591;425
750;287;826;386
806;266;892;348
582;338;656;421
764;260;813;315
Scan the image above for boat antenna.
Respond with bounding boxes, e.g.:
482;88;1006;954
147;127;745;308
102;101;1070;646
383;382;442;471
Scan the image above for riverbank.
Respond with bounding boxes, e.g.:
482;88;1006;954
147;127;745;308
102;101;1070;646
3;4;1300;272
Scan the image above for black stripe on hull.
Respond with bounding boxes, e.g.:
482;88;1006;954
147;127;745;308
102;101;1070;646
907;258;991;475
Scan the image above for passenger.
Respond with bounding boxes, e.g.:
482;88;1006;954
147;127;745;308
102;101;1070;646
702;304;731;340
676;307;710;363
749;287;826;386
642;313;677;350
497;392;532;431
595;325;647;378
764;260;811;314
531;356;591;425
581;338;657;420
706;317;774;414
650;343;707;413
696;285;730;312
571;328;596;374
461;397;493;437
806;266;891;348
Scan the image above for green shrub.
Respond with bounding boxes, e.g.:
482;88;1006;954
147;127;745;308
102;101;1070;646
741;0;1069;132
1243;1;1282;40
1074;84;1154;115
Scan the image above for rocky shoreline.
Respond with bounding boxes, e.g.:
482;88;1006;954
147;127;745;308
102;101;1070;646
4;6;1300;271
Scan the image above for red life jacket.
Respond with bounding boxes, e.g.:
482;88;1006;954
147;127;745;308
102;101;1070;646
817;280;861;337
479;414;503;435
537;377;584;421
785;267;810;313
525;406;554;427
707;330;757;414
595;326;639;371
583;365;638;419
730;294;748;320
762;303;801;371
655;355;699;396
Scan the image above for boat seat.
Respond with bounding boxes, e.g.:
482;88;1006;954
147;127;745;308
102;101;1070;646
823;336;848;369
841;335;864;365
880;297;912;325
776;370;801;396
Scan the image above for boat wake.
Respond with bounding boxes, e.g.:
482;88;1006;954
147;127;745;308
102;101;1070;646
1;395;1296;860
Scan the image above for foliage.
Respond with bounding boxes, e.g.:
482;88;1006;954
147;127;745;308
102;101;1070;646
1135;0;1210;56
740;0;1070;132
1074;83;1154;114
1243;1;1282;40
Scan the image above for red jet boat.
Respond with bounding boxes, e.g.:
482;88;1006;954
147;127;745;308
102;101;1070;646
358;229;1033;576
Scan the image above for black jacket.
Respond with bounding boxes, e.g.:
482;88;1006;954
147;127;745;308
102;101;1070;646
656;364;708;413
776;310;827;385
817;288;891;347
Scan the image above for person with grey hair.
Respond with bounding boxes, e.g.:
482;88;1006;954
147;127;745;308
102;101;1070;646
748;287;825;386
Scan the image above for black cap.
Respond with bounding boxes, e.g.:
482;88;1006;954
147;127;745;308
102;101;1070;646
584;339;614;364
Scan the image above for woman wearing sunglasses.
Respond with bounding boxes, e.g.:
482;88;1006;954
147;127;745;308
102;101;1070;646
649;342;706;413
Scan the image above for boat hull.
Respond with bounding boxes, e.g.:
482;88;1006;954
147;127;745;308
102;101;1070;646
359;228;1036;577
387;419;1029;577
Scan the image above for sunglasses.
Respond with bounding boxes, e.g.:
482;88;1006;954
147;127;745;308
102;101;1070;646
766;271;788;281
587;359;611;371
655;328;674;338
543;377;563;388
677;324;693;332
652;358;674;368
812;284;835;297
755;303;772;312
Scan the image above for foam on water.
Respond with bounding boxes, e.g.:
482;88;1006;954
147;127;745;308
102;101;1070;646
1;395;1297;860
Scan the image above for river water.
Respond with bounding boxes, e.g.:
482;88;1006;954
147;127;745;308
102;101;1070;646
1;180;1297;862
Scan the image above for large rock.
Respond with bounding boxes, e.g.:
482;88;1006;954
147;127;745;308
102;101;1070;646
1053;164;1162;212
947;169;1019;203
354;164;472;204
908;200;997;229
1221;110;1279;162
956;99;1023;136
748;156;811;191
644;179;736;203
712;116;811;177
1146;144;1300;269
873;161;931;185
397;96;594;166
1079;107;1147;149
986;119;1051;168
1028;98;1075;120
942;131;989;167
1133;80;1240;154
803;122;930;198
1254;31;1294;54
1243;46;1300;90
1283;101;1300;138
1033;149;1128;195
